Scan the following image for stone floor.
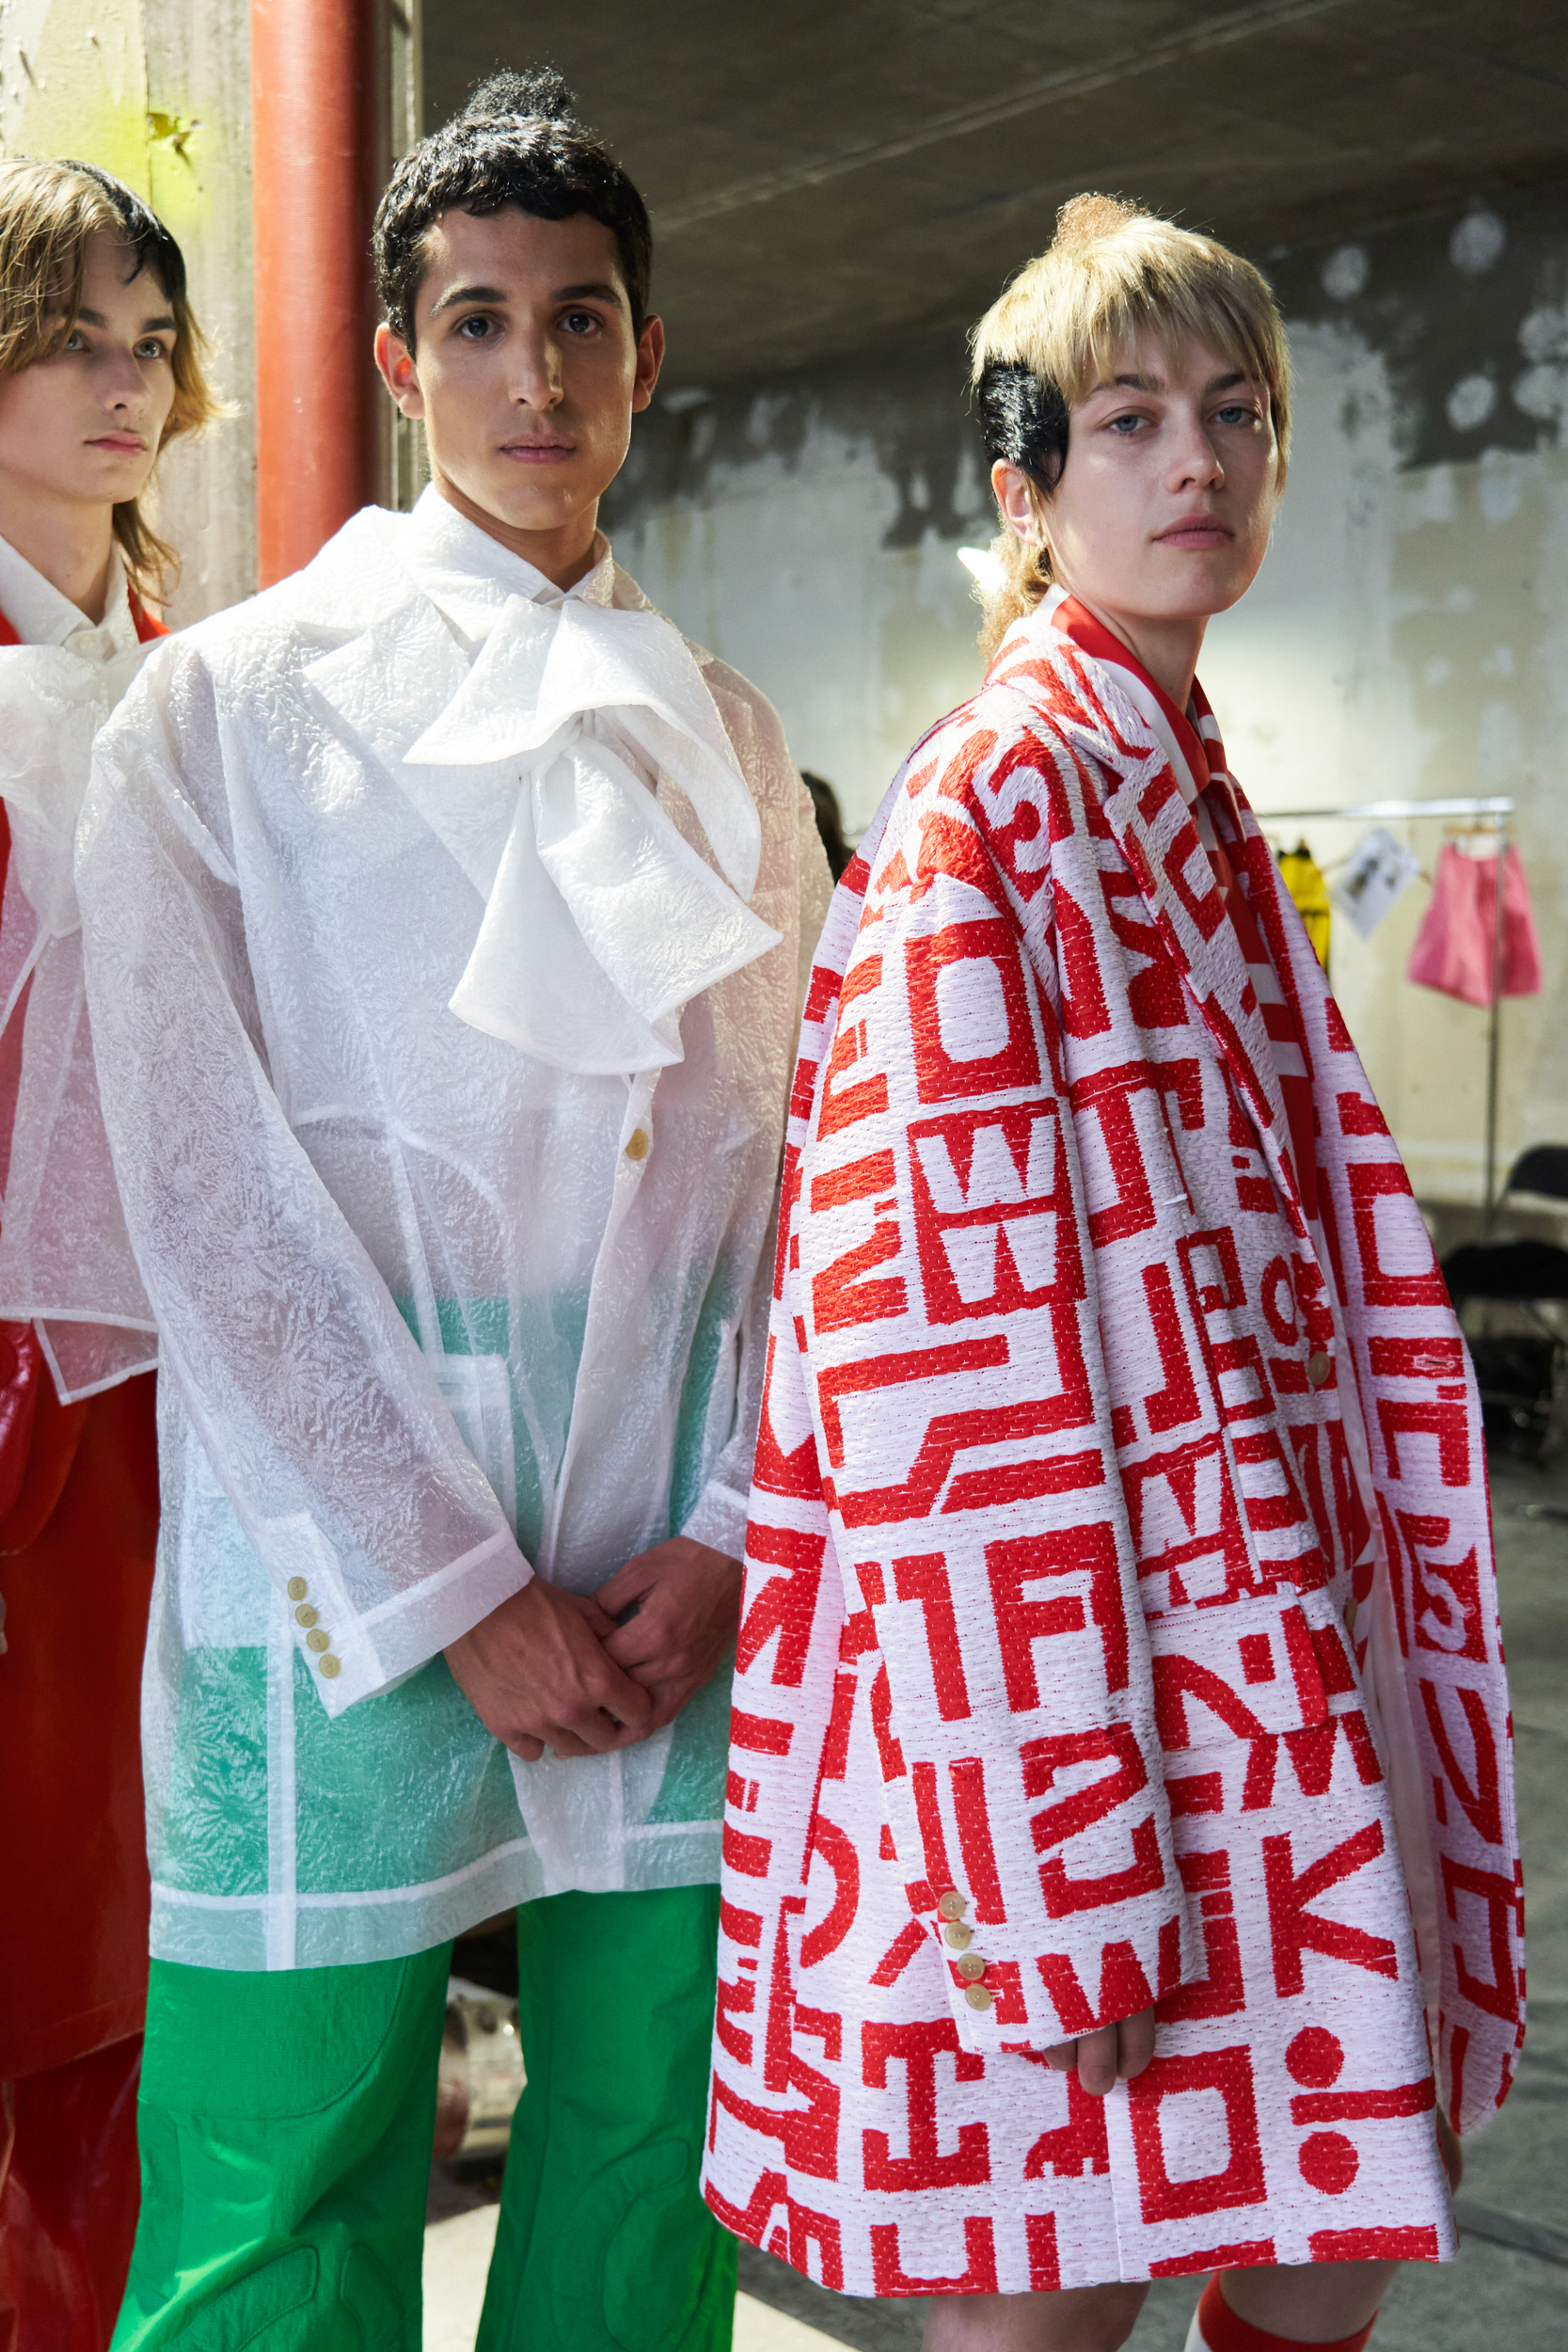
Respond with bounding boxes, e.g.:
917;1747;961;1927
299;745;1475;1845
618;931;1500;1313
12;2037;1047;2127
422;1453;1568;2349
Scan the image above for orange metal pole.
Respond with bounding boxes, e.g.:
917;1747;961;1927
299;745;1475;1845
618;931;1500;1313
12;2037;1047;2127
250;0;383;587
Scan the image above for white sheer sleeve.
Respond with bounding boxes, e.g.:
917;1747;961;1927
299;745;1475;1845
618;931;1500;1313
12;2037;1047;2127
678;692;832;1565
78;642;531;1713
679;1188;779;1563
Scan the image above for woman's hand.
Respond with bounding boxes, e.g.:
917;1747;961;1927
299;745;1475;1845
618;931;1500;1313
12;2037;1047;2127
1044;2008;1157;2094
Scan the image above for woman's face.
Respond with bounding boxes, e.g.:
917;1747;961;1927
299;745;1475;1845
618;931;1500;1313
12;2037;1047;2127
0;230;178;516
995;328;1282;633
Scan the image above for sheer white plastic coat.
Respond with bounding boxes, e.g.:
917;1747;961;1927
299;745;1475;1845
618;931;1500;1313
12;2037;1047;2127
0;549;160;1399
78;494;832;1968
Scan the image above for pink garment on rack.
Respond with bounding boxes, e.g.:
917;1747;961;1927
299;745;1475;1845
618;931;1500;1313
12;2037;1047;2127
1406;840;1542;1007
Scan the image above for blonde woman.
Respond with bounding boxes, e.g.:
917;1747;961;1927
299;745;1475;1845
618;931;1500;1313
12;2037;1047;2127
705;197;1516;2352
0;157;215;2345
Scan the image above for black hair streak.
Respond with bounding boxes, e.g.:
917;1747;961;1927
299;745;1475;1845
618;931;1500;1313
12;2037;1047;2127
61;157;187;302
373;67;652;349
974;360;1069;494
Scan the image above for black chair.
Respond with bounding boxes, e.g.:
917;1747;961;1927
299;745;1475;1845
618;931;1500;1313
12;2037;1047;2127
1442;1147;1568;1459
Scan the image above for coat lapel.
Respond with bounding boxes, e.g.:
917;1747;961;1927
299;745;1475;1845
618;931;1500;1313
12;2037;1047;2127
1002;635;1307;1229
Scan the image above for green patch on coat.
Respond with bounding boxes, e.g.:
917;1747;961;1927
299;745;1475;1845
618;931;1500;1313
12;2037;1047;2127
392;1281;735;1836
393;1291;588;1560
668;1263;738;1538
644;1652;734;1827
293;1649;522;1895
157;1645;270;1897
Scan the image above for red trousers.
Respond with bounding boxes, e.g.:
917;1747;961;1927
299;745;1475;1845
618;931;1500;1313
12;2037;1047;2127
0;1370;160;2350
0;2040;143;2352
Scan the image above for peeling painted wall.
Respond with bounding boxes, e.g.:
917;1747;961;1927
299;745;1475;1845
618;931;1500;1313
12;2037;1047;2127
605;185;1568;1208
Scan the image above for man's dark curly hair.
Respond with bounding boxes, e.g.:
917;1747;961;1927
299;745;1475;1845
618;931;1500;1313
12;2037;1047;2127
373;67;652;348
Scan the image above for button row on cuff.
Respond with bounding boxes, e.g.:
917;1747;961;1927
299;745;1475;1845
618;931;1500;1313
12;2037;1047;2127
937;1887;994;2011
285;1573;341;1679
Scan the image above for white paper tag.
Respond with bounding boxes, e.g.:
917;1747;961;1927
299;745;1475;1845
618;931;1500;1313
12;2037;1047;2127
1332;826;1419;939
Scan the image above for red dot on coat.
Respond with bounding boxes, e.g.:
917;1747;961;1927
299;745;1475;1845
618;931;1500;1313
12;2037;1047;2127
1299;2131;1359;2194
1285;2026;1345;2087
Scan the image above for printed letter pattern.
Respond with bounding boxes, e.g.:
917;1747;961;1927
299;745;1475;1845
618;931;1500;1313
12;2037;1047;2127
704;613;1519;2298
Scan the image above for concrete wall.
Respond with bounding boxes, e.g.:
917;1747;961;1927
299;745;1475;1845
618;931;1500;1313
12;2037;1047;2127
604;184;1568;1210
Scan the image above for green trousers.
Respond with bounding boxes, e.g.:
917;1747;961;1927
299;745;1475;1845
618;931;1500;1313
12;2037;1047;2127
111;1886;736;2352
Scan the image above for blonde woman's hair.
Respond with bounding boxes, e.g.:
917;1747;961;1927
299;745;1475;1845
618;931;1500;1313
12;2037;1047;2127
969;193;1291;660
0;157;220;601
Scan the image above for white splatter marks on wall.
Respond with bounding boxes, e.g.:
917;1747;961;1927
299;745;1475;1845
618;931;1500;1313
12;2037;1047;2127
1322;244;1370;300
1447;373;1497;432
1450;207;1507;275
1513;305;1568;437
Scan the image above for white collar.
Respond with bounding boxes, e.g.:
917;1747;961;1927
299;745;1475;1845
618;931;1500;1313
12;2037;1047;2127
303;499;781;1076
0;531;138;659
401;485;616;649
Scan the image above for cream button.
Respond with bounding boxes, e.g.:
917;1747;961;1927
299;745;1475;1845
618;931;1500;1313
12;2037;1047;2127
306;1628;330;1653
963;1984;993;2011
625;1129;650;1163
937;1891;967;1923
956;1952;987;1982
319;1654;341;1679
294;1604;318;1629
1307;1350;1331;1388
286;1576;309;1601
942;1922;973;1950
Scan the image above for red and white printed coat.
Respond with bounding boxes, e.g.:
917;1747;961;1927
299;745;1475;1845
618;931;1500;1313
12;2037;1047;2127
703;596;1524;2298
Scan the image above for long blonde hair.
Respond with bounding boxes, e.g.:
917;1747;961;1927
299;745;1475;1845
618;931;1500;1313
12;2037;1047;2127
970;194;1292;660
0;157;219;599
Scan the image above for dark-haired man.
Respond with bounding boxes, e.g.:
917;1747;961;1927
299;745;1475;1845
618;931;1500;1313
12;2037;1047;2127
89;71;830;2351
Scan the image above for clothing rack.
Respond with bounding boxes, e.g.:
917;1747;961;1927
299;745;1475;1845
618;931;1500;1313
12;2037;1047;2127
1262;796;1515;1222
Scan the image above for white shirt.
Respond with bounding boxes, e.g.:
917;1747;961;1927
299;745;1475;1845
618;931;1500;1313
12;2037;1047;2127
0;532;139;660
399;493;615;646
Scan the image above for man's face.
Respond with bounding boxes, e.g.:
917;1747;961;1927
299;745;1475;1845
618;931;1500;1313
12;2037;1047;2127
378;206;662;561
0;230;176;517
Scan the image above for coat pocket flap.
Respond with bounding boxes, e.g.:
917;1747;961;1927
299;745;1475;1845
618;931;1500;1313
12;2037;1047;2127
1147;1592;1356;1752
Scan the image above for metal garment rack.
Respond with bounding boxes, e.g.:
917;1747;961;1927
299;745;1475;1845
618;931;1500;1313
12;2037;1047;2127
1263;796;1515;1220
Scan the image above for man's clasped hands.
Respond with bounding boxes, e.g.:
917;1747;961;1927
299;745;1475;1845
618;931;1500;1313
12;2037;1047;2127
444;1537;744;1763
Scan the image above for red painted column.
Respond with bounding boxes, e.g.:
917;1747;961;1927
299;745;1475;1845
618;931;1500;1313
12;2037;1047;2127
250;0;383;587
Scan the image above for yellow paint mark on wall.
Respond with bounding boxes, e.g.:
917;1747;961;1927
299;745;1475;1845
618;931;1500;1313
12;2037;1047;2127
147;109;198;159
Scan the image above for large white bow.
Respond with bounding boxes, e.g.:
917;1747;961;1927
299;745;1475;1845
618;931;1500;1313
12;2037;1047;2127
402;593;782;1074
0;641;153;936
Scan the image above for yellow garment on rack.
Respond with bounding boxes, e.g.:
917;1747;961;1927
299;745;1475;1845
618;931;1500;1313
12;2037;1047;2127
1277;838;1330;968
